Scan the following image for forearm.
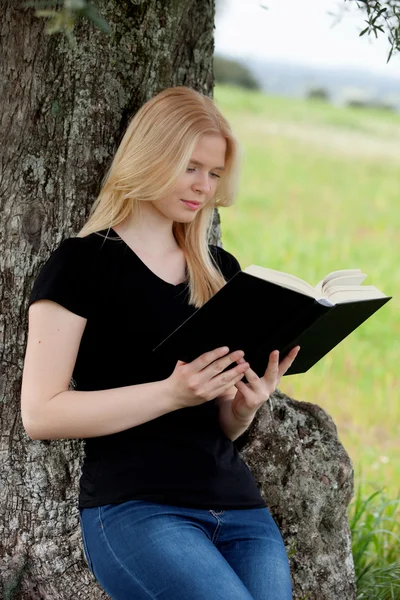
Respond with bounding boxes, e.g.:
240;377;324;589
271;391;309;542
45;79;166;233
25;379;180;441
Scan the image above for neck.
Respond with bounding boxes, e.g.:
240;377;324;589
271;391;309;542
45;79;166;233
115;205;179;255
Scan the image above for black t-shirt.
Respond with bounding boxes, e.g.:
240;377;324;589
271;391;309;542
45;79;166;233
28;228;266;510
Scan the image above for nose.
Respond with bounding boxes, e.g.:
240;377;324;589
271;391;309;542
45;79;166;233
193;171;212;195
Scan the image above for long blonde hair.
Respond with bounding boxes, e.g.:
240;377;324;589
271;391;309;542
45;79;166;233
78;86;243;308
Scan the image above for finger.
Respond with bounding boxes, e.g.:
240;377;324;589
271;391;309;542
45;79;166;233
213;368;247;397
235;378;247;389
234;379;262;409
238;364;264;395
214;360;249;391
265;350;280;380
202;349;245;381
191;346;231;372
277;346;300;377
234;379;248;393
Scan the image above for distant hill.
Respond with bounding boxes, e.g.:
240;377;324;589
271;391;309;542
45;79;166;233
238;57;400;112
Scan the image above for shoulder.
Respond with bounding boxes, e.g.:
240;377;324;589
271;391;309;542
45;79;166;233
33;236;86;272
32;236;91;278
208;243;242;280
45;230;112;263
28;232;108;318
33;229;124;280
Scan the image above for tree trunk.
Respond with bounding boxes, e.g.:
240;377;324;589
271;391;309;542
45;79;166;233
0;1;355;598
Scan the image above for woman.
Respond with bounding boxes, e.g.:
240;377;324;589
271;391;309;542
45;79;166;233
21;86;299;600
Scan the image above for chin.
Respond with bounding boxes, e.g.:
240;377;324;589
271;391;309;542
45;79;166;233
174;215;197;224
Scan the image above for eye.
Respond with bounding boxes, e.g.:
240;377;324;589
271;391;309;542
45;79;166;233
186;167;220;179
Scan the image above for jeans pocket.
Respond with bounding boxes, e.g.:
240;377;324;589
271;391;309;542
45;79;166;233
79;512;95;577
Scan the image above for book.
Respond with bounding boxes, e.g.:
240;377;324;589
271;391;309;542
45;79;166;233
152;265;391;377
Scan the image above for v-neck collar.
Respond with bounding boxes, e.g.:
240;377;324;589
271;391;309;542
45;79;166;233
103;228;188;289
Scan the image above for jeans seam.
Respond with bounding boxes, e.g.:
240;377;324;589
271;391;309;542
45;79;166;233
97;506;159;600
209;510;223;545
79;512;95;576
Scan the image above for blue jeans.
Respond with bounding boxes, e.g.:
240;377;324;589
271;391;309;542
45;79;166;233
79;500;292;600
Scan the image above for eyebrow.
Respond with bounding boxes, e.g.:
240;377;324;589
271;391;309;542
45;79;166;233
189;159;225;171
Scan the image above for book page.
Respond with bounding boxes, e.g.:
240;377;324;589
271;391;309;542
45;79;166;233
243;265;316;298
326;285;388;303
322;273;367;296
314;269;365;296
244;265;388;304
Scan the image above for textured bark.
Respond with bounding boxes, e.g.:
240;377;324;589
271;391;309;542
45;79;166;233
0;1;354;598
1;1;217;598
236;391;356;600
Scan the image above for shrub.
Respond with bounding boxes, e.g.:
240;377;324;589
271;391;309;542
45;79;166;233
349;486;400;599
213;55;260;90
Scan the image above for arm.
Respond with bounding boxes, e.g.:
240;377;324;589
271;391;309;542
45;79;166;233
24;381;181;441
215;387;255;442
21;300;181;440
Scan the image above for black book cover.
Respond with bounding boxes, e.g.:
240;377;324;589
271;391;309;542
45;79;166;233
152;271;391;377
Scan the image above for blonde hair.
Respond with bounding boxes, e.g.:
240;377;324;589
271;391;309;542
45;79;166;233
77;86;243;308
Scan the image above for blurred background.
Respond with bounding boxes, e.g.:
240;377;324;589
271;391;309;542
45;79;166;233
3;2;397;597
215;0;400;105
212;4;400;586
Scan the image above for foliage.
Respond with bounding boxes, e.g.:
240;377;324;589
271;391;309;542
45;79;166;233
213;55;260;91
349;487;400;599
347;98;396;111
23;1;400;64
346;0;400;62
307;87;331;102
23;0;110;48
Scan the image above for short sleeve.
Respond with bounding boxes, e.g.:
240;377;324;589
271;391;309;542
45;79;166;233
28;238;91;319
209;244;242;281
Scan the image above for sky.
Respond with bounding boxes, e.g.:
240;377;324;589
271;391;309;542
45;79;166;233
215;0;400;78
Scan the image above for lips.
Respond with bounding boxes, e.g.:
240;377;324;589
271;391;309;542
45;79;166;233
181;200;201;210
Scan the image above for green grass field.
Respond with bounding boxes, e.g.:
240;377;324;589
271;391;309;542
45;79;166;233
214;84;400;496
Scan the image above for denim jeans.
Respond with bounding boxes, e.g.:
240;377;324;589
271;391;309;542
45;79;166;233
79;500;292;600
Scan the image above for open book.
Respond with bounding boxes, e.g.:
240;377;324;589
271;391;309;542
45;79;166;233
244;265;387;305
153;264;391;376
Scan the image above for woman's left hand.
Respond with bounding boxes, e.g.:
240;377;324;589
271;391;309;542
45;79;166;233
231;346;301;422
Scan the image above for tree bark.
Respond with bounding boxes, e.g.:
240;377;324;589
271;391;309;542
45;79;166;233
236;391;356;599
0;1;355;598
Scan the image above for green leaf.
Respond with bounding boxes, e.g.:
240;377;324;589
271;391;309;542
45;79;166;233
386;46;394;63
83;3;111;34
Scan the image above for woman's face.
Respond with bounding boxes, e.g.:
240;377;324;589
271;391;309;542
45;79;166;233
151;133;227;223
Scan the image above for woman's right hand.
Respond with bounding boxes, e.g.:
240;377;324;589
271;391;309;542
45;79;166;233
166;346;250;409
